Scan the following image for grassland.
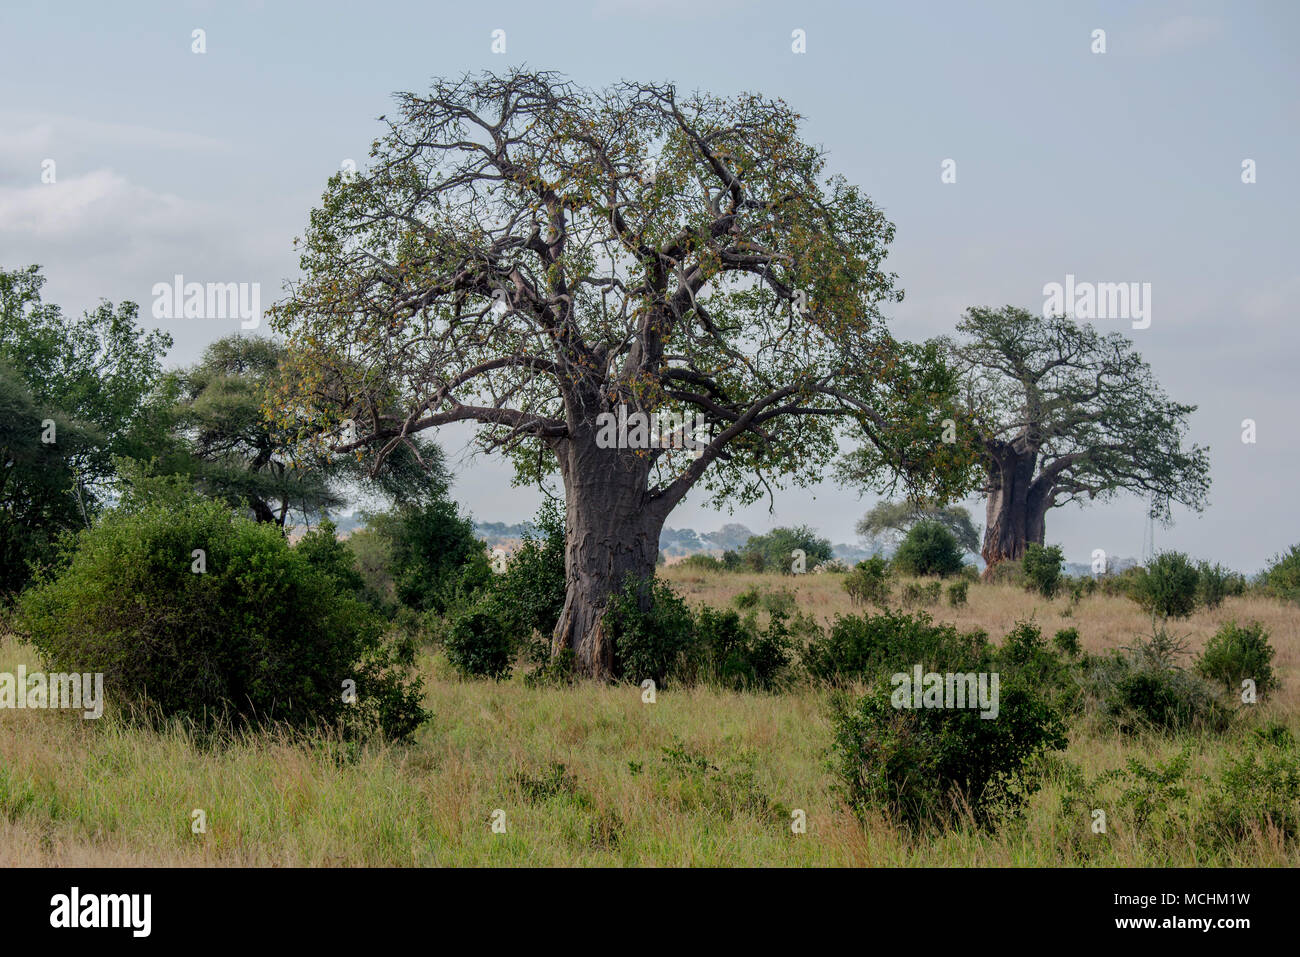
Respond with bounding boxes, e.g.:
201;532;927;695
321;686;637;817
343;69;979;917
1;570;1296;866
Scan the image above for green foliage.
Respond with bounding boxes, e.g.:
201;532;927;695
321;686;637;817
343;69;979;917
901;580;942;607
856;499;980;553
679;553;725;572
843;555;890;607
1053;627;1081;657
1195;620;1276;698
607;576;696;686
1130;551;1199;619
830;676;1067;831
485;502;567;651
740;525;832;574
368;497;492;617
1263;545;1300;603
1195;561;1233;610
1084;629;1232;734
692;607;795;691
1207;732;1300;842
1022;543;1063;599
947;580;969;608
803;609;990;683
0;266;172;594
445;604;516;680
295;519;370;604
891;520;965;578
16;494;426;739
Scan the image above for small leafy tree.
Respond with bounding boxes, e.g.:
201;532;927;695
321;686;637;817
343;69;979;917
741;525;833;573
1131;551;1199;619
1196;621;1276;698
1022;543;1064;599
891;519;965;578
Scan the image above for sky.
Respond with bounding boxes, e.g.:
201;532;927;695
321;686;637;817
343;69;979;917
1;0;1296;571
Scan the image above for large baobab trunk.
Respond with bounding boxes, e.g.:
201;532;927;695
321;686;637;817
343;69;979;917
980;448;1050;576
551;435;664;679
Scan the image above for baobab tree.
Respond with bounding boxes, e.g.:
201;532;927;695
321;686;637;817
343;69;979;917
938;306;1210;573
269;70;971;677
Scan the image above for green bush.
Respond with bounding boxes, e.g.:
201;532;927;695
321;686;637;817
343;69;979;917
486;502;566;657
1084;629;1232;734
901;580;942;608
679;553;725;572
843;555;890;607
693;607;794;691
607;576;696;685
996;620;1082;714
1263;545;1300;603
1206;732;1300;843
1195;620;1276;698
740;525;833;574
1196;561;1233;610
830;676;1068;831
17;496;426;739
1053;627;1081;657
1022;543;1063;599
947;580;968;608
891;520;966;578
369;497;492;616
804;610;989;683
445;603;516;680
1130;551;1199;619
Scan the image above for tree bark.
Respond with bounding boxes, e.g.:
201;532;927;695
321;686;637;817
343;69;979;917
980;447;1049;575
551;435;664;679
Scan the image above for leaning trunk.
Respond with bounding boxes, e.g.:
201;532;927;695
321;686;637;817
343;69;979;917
551;437;663;679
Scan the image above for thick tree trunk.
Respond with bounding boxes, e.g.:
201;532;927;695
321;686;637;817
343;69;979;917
551;437;664;679
980;448;1050;576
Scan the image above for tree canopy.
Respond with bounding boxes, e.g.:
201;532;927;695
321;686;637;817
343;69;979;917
937;306;1210;568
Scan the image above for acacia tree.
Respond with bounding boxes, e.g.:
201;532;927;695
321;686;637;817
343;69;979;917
270;71;970;677
939;306;1210;573
855;498;980;554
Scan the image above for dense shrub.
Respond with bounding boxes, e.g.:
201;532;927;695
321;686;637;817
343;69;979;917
830;676;1068;830
1130;551;1199;619
679;553;726;572
1195;620;1277;698
1022;543;1063;599
693;606;794;691
996;621;1082;714
369;497;492;616
1084;630;1232;734
486;502;566;652
1206;732;1300;843
901;580;942;608
804;610;989;682
843;556;890;607
1263;544;1300;603
891;520;966;578
1196;561;1233;610
740;525;833;574
1053;627;1081;657
607;576;696;685
17;497;426;739
445;603;516;680
947;580;968;608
